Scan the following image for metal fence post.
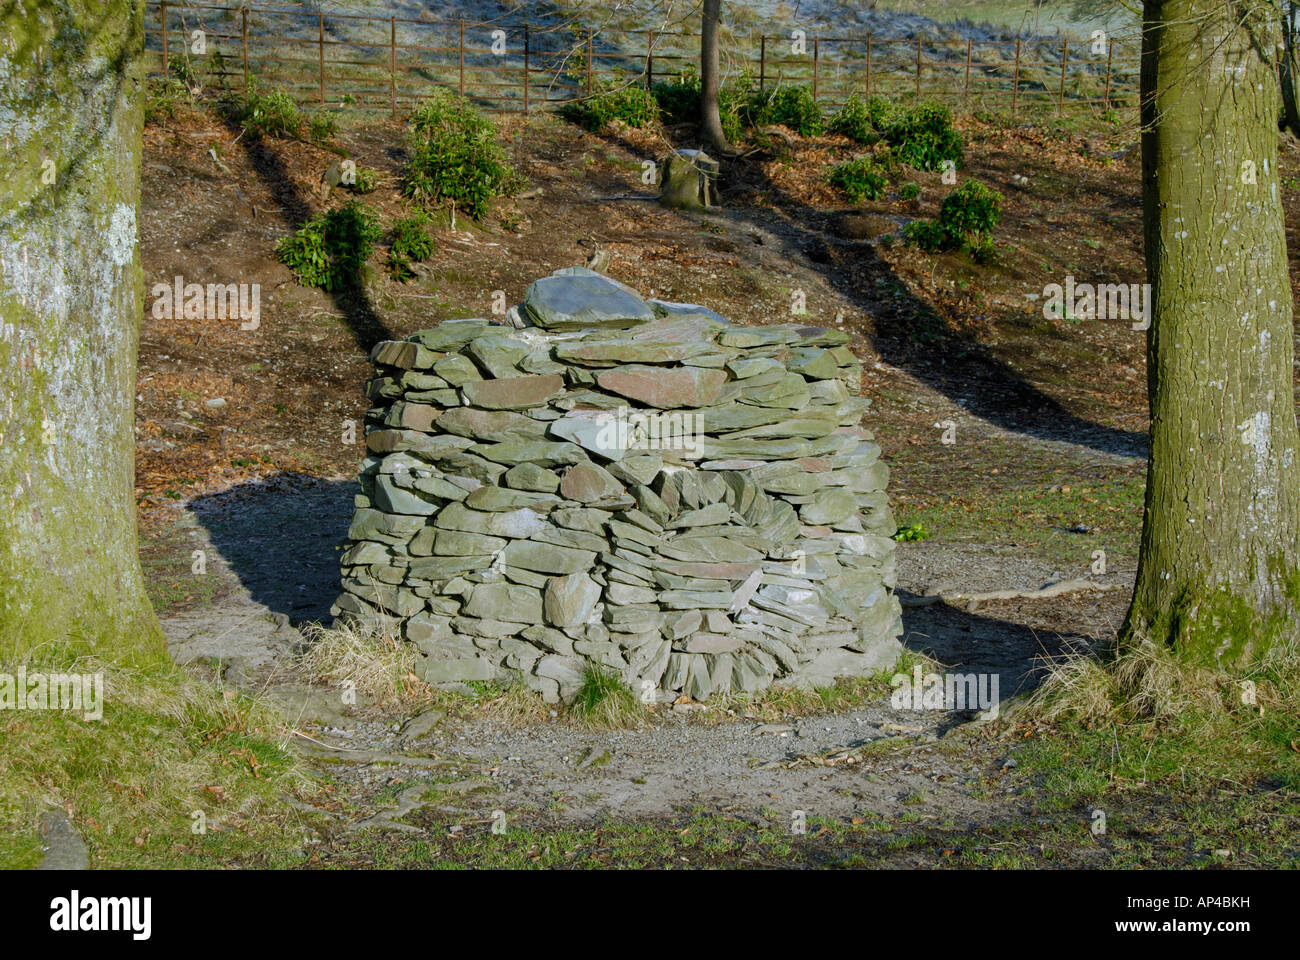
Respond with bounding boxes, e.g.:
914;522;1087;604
1103;38;1113;110
759;35;766;91
812;36;819;102
161;1;169;76
586;26;593;95
458;18;465;96
523;25;530;113
647;29;654;88
318;13;325;104
242;7;249;92
390;17;397;116
964;38;972;107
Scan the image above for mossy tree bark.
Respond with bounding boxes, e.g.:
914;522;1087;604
0;0;165;666
699;0;731;156
1127;0;1300;665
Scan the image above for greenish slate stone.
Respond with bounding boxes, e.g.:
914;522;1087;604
415;657;495;684
531;526;609;553
383;401;441;432
408;321;496;351
552;507;609;534
523;272;656;331
433;529;507;556
666;502;731;528
462;374;566;410
631;484;672;526
554;339;714;364
370;340;438;369
596;365;729;409
435;407;548;442
689;403;789;431
365;429;476;458
465;486;559;512
560;462;626;503
555;390;627;411
534;654;589;689
698;438;813;461
646;298;730;326
726;357;784;379
519;348;567;376
471;439;586;467
410;473;472;501
433;452;509;485
720;416;838;441
658;537;763;564
799;489;858;525
608;455;663;487
544;573;601;628
373;474;440;516
786;347;839;380
465;334;531;379
340;541;391;566
683;633;745;654
409;555;494;579
809;378;850;404
660;590;735;609
464;582;543;624
504;462;561;492
718;326;799;349
433;354;483;386
436;502;548;539
502;540;597;575
549;413;628;461
606;581;657;606
347;508;425;544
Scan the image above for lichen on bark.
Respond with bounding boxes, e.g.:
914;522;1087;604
0;0;165;666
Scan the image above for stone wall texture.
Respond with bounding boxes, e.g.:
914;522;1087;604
332;267;903;702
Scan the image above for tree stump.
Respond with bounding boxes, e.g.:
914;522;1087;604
659;149;719;211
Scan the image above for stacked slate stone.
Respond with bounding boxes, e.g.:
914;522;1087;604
332;267;903;703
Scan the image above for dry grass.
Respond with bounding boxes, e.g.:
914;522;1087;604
297;616;423;707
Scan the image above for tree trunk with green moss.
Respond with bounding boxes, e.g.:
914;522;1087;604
0;0;165;666
1127;0;1300;665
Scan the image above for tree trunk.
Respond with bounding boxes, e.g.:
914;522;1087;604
0;0;166;666
699;0;731;155
1127;0;1300;666
1281;2;1300;137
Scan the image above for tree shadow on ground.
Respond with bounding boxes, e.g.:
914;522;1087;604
707;145;1148;459
188;473;354;624
219;116;393;352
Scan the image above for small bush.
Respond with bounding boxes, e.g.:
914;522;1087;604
387;212;434;282
828;94;892;143
749;84;824;136
230;82;302;139
938;178;1002;239
828;156;889;202
898;182;922;202
892;522;929;542
651;70;702;124
882;100;963;172
308;112;338;143
275;200;381;291
567;666;645;729
902;218;949;252
346;165;380;194
904;178;1003;258
404;89;519;220
560;81;660;131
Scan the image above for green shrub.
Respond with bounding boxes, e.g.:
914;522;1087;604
904;179;1003;258
559;81;660;131
828;156;889;202
939;178;1002;240
881;100;963;172
749;84;824;136
275;200;381;291
651;70;702;124
230;82;302;139
308;112;338;143
387;212;434;282
893;522;929;542
898;181;922;201
346;165;380;194
902;218;949;252
828;94;892;143
404;89;519;220
567;666;644;729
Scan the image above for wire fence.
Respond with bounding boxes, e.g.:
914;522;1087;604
146;2;1140;118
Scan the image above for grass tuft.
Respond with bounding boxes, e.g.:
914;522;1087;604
567;666;646;729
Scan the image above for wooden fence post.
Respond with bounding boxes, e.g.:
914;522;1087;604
1058;39;1068;114
1012;38;1021;116
241;7;249;93
812;37;819;101
160;1;169;76
759;35;766;91
864;34;871;97
458;18;465;96
915;35;922;100
318;13;325;104
1103;38;1113;110
964;38;972;107
523;25;530;113
586;26;593;96
390;17;397;117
